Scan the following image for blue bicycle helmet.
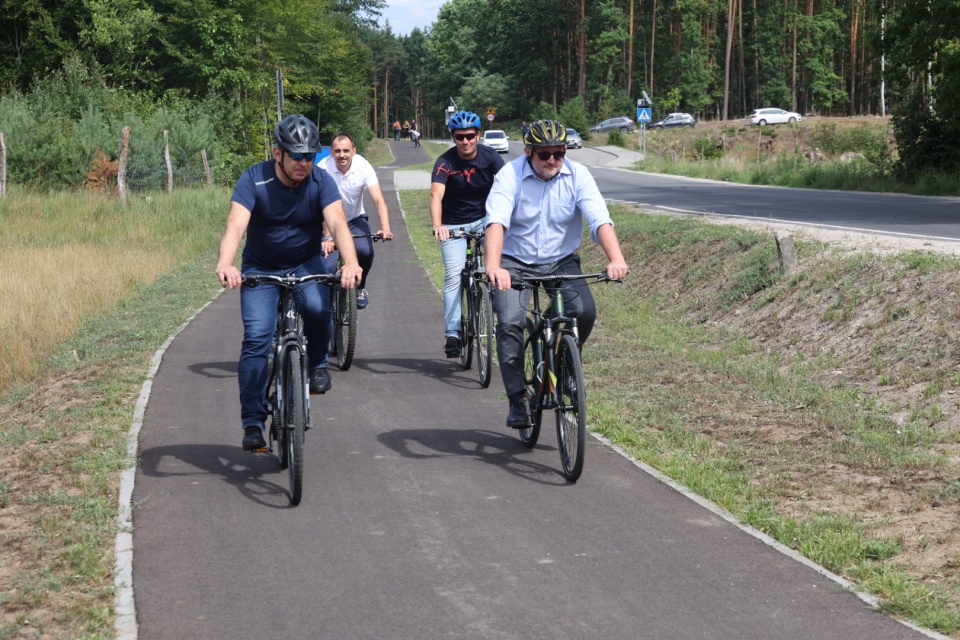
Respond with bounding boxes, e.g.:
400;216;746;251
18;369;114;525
447;110;481;132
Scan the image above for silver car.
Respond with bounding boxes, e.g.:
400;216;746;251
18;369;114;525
565;128;583;149
590;116;636;134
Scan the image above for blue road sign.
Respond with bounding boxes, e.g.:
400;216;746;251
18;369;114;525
637;108;652;123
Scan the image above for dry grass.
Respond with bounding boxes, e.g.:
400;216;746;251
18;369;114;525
0;246;172;388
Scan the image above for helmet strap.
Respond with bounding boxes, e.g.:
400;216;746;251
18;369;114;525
275;153;302;188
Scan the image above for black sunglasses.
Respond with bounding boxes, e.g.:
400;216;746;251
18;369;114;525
453;132;478;142
534;150;566;161
286;151;317;163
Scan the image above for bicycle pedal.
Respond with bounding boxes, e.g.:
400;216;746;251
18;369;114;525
250;446;270;453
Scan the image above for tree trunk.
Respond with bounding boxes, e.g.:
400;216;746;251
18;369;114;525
650;0;658;97
722;0;737;120
627;0;635;97
850;0;862;115
577;0;587;97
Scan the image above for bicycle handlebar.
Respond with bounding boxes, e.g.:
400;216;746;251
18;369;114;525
447;229;485;240
352;233;387;242
509;272;622;291
241;273;343;287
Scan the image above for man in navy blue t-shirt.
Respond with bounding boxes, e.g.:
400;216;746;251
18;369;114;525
216;115;362;451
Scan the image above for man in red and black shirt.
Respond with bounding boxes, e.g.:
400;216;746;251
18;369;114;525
429;110;505;357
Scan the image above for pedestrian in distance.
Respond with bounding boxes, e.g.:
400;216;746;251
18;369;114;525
393;120;401;141
429;110;506;358
215;114;362;451
484;118;629;428
318;132;394;310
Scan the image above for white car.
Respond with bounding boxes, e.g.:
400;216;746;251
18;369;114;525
749;108;802;126
480;129;510;153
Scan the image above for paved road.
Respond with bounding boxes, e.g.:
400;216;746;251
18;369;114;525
130;140;941;639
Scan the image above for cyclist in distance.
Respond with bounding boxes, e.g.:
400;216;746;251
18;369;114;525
430;110;505;357
216;114;362;451
484;119;629;428
318;132;394;309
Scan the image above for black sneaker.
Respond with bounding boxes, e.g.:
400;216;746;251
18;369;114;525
309;367;332;394
242;426;266;451
506;394;530;429
444;336;461;358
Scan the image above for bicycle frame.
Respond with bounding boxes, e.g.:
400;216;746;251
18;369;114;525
525;284;580;409
269;288;311;433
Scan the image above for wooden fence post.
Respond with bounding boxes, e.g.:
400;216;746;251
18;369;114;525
201;149;214;186
117;126;130;204
0;132;6;198
163;130;173;194
776;231;797;275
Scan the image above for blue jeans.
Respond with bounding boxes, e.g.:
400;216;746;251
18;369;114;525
491;254;595;397
440;218;486;337
238;254;331;429
322;216;375;289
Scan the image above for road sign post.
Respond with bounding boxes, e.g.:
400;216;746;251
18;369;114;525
637;93;652;162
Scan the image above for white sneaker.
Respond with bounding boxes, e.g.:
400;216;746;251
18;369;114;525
356;289;369;309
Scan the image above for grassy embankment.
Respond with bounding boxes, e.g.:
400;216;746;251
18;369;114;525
1;135;958;637
592;116;960;196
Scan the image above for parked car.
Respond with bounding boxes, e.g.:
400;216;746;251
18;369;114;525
649;113;696;130
480;129;510;153
590;116;636;134
749;108;802;126
565;128;583;149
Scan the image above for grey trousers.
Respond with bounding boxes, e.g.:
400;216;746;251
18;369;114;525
491;254;596;397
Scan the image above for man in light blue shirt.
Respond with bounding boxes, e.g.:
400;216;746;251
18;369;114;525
485;119;629;429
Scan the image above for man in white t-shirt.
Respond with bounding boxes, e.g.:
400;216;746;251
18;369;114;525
318;132;393;308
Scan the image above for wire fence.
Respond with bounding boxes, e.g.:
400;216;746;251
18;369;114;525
0;127;213;199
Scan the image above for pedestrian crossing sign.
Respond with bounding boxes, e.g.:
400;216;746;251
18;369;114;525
637;108;651;123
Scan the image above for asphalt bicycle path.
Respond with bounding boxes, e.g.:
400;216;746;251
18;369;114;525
128;140;943;640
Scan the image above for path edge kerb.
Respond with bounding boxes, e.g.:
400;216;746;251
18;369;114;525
113;288;226;640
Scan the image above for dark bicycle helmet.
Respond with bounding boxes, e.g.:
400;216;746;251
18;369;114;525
523;119;568;147
274;114;321;153
447;110;482;132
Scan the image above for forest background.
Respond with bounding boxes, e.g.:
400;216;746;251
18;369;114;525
0;0;958;190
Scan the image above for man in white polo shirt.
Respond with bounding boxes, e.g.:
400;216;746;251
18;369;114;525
318;132;393;308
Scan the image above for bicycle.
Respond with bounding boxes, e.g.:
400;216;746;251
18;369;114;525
449;229;494;388
329;234;385;371
513;272;619;482
241;272;341;505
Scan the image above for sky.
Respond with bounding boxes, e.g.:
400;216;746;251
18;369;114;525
379;0;444;36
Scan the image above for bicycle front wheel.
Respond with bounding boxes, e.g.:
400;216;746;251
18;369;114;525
474;281;493;388
284;349;306;505
334;286;357;370
518;318;542;448
459;276;474;370
555;334;586;482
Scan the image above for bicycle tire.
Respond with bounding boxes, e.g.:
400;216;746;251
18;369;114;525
475;281;493;388
335;286;358;370
459;275;474;370
518;318;543;447
285;349;305;505
555;334;586;482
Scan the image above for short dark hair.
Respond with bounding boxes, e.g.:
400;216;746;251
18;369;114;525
330;131;355;146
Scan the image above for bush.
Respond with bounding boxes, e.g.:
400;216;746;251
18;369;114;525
694;137;723;160
607;130;626;146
